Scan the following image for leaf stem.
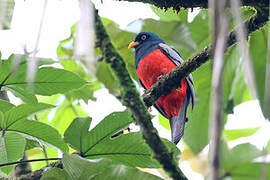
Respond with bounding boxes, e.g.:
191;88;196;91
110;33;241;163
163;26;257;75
0;158;61;168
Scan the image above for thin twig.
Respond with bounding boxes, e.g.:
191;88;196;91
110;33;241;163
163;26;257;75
208;0;229;179
0;158;61;168
34;115;49;165
26;0;48;83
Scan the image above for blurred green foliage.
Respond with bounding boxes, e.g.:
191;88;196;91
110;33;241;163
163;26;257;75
0;5;269;180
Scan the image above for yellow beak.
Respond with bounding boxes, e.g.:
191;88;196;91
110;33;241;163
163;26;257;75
128;41;140;49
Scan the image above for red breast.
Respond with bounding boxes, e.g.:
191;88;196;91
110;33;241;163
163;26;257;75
136;49;188;117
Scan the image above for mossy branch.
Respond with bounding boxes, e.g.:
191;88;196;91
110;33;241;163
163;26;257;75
94;9;187;180
117;0;268;11
142;6;269;107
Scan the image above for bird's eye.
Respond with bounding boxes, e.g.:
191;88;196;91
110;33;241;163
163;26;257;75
141;35;147;40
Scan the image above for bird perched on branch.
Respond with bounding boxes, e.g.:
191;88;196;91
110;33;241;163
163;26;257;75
128;32;195;144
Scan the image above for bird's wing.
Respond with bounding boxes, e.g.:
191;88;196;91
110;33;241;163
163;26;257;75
158;43;195;109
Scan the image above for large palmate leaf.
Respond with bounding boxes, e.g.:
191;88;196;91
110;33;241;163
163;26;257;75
84;132;180;168
62;154;162;180
0;55;56;102
0;132;26;174
64;111;133;154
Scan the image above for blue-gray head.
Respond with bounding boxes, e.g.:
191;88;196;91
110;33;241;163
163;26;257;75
128;32;164;49
128;32;164;68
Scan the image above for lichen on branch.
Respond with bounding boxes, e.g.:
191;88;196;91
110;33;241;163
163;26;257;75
117;0;268;10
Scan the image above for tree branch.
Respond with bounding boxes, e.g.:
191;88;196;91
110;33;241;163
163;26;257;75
95;9;187;180
117;0;268;10
142;6;269;108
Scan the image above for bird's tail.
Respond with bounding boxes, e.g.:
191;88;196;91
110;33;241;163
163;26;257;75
169;96;189;144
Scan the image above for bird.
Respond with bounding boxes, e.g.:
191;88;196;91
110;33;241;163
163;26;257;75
128;32;195;144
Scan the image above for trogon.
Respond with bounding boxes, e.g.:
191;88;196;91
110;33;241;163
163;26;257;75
128;32;195;144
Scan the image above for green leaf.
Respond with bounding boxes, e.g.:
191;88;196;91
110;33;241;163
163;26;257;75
158;113;170;130
3;103;54;129
229;163;270;180
61;60;102;102
48;99;88;135
232;66;252;106
224;127;261;141
25;139;41;150
63;154;162;180
104;19;138;81
84;132;180;168
142;19;197;52
0;54;55;92
184;61;212;154
0;112;4;129
64;117;92;151
249;23;269;118
41;168;69;180
79;159;163;180
0;100;14;113
0;132;26;174
8;119;68;152
5;67;87;96
151;6;186;22
96;61;120;96
221;143;261;171
179;9;210;59
4;85;38;103
65;111;133;154
26;146;58;171
62;153;90;180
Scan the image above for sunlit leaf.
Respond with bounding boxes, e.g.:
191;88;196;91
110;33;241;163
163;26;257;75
224;127;261;141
